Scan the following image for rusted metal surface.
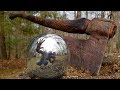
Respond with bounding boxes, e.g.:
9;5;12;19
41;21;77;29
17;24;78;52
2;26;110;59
86;18;117;39
64;18;117;75
9;13;117;75
64;36;109;75
9;13;90;34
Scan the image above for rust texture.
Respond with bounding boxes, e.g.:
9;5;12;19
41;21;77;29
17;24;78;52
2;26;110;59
64;36;109;75
9;13;90;34
9;13;117;75
64;18;117;75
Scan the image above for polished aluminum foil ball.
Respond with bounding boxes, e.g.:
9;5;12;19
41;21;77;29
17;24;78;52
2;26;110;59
25;34;69;78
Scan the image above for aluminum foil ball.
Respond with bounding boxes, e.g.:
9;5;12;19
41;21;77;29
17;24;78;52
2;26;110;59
25;34;69;79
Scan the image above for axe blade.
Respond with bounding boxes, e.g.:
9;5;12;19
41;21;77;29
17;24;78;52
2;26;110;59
64;36;109;75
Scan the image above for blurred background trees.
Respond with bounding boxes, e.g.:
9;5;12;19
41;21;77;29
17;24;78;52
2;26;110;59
0;11;120;60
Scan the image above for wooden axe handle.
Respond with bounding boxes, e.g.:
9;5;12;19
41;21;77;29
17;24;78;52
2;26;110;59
9;13;90;34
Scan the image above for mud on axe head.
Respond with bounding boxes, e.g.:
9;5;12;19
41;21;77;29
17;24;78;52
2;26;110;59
9;13;117;75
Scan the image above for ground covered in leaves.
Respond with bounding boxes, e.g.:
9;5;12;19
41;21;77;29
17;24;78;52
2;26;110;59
63;63;120;79
0;54;120;79
63;54;120;79
0;59;26;79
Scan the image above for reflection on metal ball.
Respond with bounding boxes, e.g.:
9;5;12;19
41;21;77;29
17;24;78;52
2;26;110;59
25;34;69;78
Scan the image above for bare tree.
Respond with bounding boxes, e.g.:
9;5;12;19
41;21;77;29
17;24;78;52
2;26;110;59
101;11;105;18
74;11;81;19
108;11;120;53
0;11;7;59
86;11;88;19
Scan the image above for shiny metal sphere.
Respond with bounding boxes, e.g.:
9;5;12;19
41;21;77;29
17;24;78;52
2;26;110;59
25;34;69;78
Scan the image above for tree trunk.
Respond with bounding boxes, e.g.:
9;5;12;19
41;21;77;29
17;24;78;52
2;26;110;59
109;11;120;53
101;11;105;18
15;43;19;59
86;11;88;19
76;11;81;19
0;11;7;59
7;35;11;60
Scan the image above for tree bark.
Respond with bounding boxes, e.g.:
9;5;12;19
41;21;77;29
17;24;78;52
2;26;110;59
109;11;120;53
0;11;7;59
77;11;81;19
101;11;105;18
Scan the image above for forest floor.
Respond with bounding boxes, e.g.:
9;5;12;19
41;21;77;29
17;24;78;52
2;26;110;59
0;59;26;79
0;53;120;79
63;53;120;79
